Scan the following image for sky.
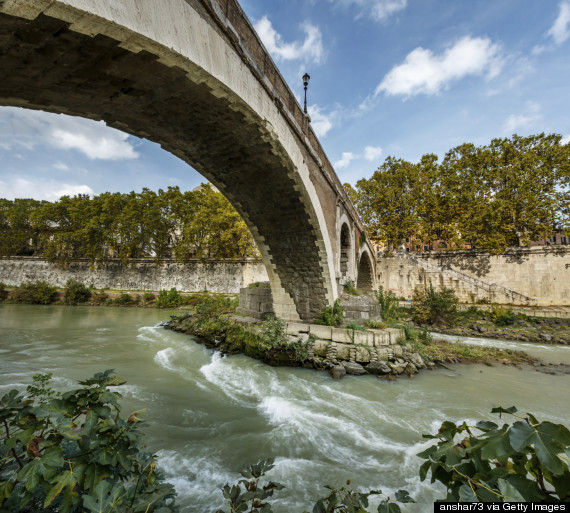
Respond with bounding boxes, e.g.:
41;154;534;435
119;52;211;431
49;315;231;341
1;0;569;200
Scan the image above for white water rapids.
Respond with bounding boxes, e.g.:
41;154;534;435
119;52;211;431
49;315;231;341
0;305;568;511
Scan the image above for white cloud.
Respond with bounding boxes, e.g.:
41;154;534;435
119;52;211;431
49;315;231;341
308;104;336;137
364;145;383;161
334;152;356;169
254;16;324;64
548;1;570;44
53;161;69;171
503;102;541;133
376;36;502;97
561;134;570;145
0;107;139;160
328;0;407;22
0;177;94;201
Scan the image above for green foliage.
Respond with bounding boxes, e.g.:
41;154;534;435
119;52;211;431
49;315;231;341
63;279;91;305
0;282;7;301
11;280;58;305
195;295;238;320
142;292;156;304
412;284;458;325
259;316;288;347
216;460;413;513
90;290;108;305
247;281;269;289
343;280;360;296
345;322;365;331
419;407;570;502
488;304;516;326
0;371;177;512
156;288;182;308
375;286;399;322
353;133;570;254
112;293;136;306
315;299;344;327
1;185;260;265
365;319;386;329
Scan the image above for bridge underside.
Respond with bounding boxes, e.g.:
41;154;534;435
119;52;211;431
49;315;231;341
0;9;332;320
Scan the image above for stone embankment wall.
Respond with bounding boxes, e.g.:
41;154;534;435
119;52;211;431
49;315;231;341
377;247;570;306
0;257;269;293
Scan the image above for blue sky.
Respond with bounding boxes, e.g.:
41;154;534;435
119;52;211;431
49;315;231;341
1;0;569;200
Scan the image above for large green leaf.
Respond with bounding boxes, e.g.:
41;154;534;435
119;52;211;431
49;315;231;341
44;469;78;508
82;480;125;513
509;421;570;475
497;479;525;501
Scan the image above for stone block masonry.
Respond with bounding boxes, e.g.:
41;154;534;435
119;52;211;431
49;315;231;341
0;257;268;294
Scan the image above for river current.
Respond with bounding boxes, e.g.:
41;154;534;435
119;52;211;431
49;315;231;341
1;304;569;511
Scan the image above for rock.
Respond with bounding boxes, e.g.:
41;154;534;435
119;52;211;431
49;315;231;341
392;345;403;357
376;347;389;360
539;333;554;342
329;365;346;379
342;362;367;375
313;339;329;357
478;326;488;333
366;361;391;375
355;346;371;363
404;363;418;377
388;362;404;374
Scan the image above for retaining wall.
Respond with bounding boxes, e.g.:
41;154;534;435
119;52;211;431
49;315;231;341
0;257;269;293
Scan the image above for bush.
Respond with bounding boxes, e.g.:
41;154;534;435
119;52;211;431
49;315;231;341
63;278;91;305
194;295;238;319
0;282;7;301
11;280;58;304
0;370;177;512
314;298;344;327
142;292;156;304
489;304;516;326
259;316;288;348
247;281;270;289
156;288;182;308
343;280;360;295
412;284;458;325
375;286;399;322
113;292;135;306
90;289;108;305
419;406;570;502
365;319;386;329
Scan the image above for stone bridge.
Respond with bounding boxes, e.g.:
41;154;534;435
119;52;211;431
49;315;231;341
0;0;376;321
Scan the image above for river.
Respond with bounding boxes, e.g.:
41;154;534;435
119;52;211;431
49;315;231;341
1;304;569;512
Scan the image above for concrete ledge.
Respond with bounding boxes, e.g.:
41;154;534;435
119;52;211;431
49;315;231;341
286;322;310;335
310;324;332;339
331;327;352;344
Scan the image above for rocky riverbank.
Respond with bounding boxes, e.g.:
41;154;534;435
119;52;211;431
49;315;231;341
163;310;556;380
429;316;570;345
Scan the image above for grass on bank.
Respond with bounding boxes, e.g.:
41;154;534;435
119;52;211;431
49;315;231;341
0;279;237;309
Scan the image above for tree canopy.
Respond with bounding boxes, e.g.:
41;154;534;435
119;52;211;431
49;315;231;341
0;185;260;266
353;134;570;254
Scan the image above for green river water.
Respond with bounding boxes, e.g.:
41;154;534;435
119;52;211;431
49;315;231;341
1;304;569;511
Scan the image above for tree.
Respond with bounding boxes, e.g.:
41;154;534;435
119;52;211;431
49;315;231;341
355;157;422;252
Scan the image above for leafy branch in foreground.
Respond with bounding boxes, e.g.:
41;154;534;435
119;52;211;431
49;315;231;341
419;406;570;502
0;370;177;513
215;459;414;513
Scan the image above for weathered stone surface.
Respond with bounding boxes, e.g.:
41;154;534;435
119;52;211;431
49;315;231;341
310;325;333;340
352;330;374;346
313;339;329;357
331;327;352;344
355;346;371;363
388;362;404;374
404;363;418;376
392;345;403;357
377;247;570;306
539;333;554;342
376;347;390;360
336;343;351;360
329;365;346;379
0;257;267;294
366;361;391;375
286;322;310;335
342;362;367;375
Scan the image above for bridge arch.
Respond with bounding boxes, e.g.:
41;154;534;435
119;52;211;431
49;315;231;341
357;249;375;292
339;220;353;281
0;0;341;320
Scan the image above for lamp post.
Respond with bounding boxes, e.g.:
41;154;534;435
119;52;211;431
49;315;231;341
303;73;310;114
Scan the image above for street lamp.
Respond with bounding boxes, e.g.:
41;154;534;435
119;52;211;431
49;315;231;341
303;72;310;114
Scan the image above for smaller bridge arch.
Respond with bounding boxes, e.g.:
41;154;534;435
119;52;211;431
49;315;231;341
357;249;376;292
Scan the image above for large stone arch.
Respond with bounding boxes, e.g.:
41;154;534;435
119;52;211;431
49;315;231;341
0;0;339;321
